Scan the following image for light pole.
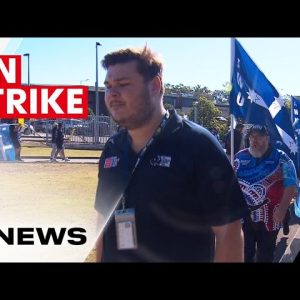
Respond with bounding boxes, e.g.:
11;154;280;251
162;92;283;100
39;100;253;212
95;42;102;143
23;53;31;135
80;78;90;85
95;42;101;116
23;53;30;85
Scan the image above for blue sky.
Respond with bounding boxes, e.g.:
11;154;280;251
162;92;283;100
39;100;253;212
1;37;300;96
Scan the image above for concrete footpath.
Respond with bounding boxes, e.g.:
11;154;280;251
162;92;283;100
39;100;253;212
274;206;300;262
21;156;99;164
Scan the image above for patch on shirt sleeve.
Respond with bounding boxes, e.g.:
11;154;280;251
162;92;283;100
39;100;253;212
150;155;172;168
104;156;120;168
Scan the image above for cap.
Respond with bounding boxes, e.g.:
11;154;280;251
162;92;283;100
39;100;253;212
53;122;58;126
248;124;269;136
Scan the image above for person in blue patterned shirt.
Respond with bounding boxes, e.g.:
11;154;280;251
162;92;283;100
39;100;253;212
234;124;298;262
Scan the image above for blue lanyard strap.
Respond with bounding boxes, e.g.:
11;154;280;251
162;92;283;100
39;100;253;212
131;112;169;175
121;112;170;210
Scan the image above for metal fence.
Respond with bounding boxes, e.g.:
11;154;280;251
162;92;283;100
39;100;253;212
31;116;119;147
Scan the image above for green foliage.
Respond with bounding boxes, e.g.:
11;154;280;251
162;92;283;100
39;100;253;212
164;83;229;104
164;83;230;139
189;96;225;131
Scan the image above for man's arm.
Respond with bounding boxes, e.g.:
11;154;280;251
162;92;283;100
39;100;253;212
273;186;297;223
212;219;244;262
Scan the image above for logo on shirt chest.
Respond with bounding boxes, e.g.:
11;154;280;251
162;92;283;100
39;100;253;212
150;155;172;168
104;156;120;168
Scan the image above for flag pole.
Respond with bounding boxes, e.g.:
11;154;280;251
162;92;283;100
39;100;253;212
291;95;294;124
230;38;235;166
230;115;234;165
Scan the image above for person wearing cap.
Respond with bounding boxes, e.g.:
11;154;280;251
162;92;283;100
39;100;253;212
50;122;58;162
234;124;298;262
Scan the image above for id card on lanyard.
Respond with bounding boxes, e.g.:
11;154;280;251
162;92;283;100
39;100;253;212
114;208;138;250
113;112;169;251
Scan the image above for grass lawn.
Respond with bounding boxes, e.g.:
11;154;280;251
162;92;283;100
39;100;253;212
21;145;101;157
0;162;99;262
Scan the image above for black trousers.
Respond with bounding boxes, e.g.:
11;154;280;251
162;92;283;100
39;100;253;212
242;217;279;263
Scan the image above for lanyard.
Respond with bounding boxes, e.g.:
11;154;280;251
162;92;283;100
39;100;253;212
121;112;170;210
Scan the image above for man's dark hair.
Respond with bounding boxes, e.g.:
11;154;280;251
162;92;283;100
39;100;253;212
102;46;164;85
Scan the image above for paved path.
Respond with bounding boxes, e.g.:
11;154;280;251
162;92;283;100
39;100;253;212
15;156;99;164
274;205;300;262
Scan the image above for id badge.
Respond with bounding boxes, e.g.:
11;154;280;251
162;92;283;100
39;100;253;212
114;208;138;250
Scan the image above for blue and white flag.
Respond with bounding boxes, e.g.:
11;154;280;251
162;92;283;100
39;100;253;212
291;96;300;217
291;95;300;129
229;38;298;171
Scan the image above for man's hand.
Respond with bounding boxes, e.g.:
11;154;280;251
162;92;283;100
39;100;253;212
273;206;287;223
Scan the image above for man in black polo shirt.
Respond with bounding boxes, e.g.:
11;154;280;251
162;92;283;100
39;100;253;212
94;46;248;262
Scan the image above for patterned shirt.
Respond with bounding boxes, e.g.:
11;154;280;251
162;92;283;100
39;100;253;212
234;147;298;231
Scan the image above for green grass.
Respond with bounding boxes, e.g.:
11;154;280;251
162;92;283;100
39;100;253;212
22;145;101;157
0;163;99;262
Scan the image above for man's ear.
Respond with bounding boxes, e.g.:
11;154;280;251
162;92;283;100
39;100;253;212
150;75;163;96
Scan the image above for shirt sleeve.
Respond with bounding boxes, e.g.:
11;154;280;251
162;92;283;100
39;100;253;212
281;158;298;187
195;133;248;226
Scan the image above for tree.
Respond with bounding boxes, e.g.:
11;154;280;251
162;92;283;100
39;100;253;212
164;83;214;99
212;89;229;104
193;85;213;100
164;83;194;96
190;96;220;127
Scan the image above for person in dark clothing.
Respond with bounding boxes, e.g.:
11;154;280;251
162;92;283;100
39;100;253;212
94;46;248;262
54;123;70;161
224;123;244;159
9;119;22;161
50;122;58;161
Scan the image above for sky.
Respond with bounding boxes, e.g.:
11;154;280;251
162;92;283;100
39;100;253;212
1;37;300;96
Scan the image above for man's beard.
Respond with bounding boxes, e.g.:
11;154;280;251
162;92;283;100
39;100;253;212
111;90;155;130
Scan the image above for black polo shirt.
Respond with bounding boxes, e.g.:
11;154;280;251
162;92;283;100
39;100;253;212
95;111;248;262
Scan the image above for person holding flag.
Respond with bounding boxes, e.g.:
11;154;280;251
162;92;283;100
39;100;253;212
234;124;298;262
229;38;298;172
